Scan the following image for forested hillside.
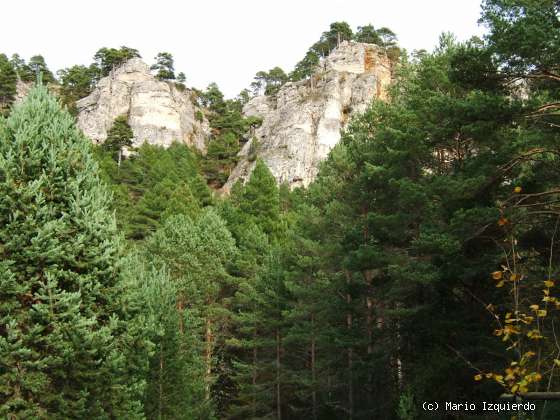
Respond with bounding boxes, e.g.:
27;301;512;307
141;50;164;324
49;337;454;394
1;1;560;419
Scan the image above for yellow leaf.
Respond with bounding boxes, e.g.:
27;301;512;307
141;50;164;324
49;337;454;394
511;384;519;393
527;330;543;340
554;359;560;367
505;369;515;381
537;310;547;317
514;186;522;193
530;304;539;311
534;373;542;382
544;280;555;288
474;374;483;381
496;280;505;288
510;273;519;281
492;271;503;280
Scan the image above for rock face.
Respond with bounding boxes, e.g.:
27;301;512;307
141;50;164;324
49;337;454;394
15;79;33;104
77;58;208;151
223;41;392;192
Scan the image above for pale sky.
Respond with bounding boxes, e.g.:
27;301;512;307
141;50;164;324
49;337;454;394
2;0;486;98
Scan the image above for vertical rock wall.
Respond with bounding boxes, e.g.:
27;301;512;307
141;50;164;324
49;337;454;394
223;41;392;192
76;58;209;152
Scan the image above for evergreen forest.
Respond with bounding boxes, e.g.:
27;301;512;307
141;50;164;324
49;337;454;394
1;1;560;419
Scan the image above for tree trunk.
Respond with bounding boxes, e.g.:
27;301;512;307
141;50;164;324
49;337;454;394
276;328;282;420
159;342;164;420
205;317;213;402
395;303;403;391
176;299;185;335
252;329;258;418
345;270;354;419
364;270;374;355
364;269;374;409
311;313;317;420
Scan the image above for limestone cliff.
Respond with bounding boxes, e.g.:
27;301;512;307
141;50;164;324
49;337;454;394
15;79;34;104
223;41;392;192
76;58;209;151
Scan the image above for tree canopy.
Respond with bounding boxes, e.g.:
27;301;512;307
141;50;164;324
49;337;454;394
151;52;176;81
0;83;150;418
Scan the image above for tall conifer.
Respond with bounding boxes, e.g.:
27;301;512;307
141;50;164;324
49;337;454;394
0;84;145;417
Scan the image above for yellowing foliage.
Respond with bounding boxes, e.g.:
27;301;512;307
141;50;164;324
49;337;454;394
492;271;503;280
479;252;559;394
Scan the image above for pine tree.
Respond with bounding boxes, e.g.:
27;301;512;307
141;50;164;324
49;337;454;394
354;24;381;45
129;179;201;239
290;21;357;81
239;159;280;236
95;142;212;240
121;252;197;420
176;72;187;91
93;46;141;78
144;210;237;418
28;55;55;84
57;64;98;115
203;132;240;186
151;52;176;81
0;54;17;114
298;35;530;416
0;84;147;417
225;221;270;418
250;67;288;96
103;115;134;165
198;82;264;188
10;54;34;82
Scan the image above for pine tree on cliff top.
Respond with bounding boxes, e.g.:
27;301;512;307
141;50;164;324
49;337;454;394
0;83;144;417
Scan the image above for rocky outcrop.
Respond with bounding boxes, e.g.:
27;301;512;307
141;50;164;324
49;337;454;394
15;79;33;104
223;41;392;192
77;58;209;151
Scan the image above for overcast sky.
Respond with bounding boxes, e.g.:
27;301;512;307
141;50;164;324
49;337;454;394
2;0;486;98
